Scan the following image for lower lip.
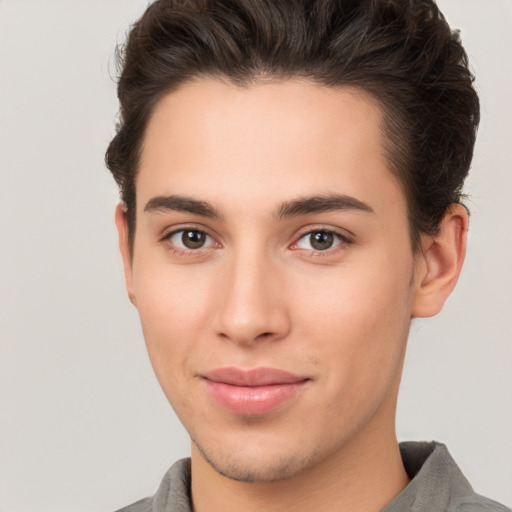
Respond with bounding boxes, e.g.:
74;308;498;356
204;380;307;416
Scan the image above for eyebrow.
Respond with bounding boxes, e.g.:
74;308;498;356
144;195;223;219
275;194;375;219
143;193;374;221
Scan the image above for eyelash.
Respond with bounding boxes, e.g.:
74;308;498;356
290;227;353;256
160;226;219;256
160;226;353;257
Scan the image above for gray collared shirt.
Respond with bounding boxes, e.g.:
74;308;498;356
116;442;510;512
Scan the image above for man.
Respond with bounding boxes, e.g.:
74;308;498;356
105;1;509;511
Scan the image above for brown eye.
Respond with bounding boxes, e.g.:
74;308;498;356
295;230;347;252
182;230;206;249
167;229;213;250
309;231;334;250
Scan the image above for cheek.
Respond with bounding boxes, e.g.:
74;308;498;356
300;262;410;334
132;260;214;384
295;255;412;387
134;253;213;326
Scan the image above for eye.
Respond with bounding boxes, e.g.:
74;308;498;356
166;229;215;250
294;230;347;251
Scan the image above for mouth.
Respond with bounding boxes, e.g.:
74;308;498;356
202;367;310;416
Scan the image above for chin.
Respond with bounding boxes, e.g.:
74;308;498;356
193;437;320;483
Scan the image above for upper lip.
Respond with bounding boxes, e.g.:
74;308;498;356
203;367;308;387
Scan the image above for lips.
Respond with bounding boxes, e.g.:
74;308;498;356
202;367;309;416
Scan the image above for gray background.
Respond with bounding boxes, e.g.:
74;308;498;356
0;1;510;511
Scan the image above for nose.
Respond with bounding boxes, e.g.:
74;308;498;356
212;250;291;346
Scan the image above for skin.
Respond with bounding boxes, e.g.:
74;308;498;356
116;78;468;512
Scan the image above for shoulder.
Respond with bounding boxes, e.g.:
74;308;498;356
114;458;192;512
388;442;510;512
115;497;153;512
455;494;511;512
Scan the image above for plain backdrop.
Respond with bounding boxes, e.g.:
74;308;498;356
0;1;510;511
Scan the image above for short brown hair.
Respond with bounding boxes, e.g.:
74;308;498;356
105;0;480;250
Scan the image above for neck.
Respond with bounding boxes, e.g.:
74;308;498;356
190;424;409;512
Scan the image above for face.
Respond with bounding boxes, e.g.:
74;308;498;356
119;79;425;482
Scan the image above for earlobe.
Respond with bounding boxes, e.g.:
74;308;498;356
114;203;138;308
411;204;468;318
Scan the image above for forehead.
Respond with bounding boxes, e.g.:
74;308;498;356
137;78;405;218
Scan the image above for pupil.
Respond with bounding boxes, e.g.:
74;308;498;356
182;230;205;249
311;231;333;250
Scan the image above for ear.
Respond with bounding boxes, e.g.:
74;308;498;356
411;204;468;318
114;203;137;307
